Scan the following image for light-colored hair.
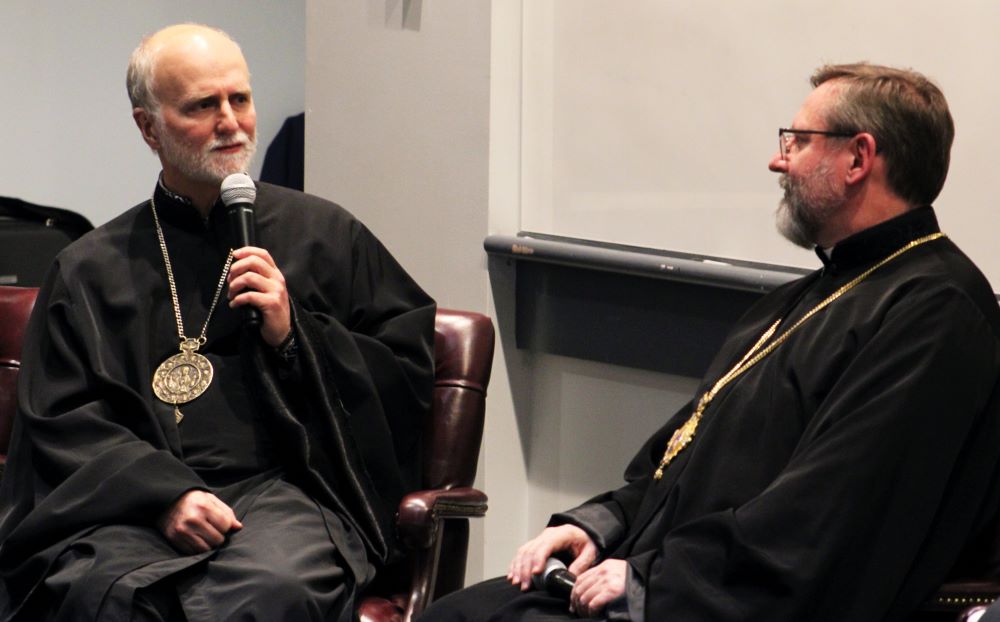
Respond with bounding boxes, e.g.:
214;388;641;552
811;63;954;207
126;24;241;113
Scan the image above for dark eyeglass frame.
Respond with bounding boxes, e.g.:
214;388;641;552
778;128;856;160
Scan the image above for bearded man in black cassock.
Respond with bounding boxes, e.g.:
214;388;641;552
0;24;436;621
421;64;1000;621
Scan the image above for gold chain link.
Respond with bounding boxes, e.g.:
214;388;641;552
149;196;234;347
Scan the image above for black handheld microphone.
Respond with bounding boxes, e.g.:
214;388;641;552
531;557;576;599
220;173;260;327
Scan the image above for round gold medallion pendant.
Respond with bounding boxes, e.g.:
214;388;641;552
153;350;214;405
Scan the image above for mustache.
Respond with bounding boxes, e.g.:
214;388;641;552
778;173;792;193
208;131;254;151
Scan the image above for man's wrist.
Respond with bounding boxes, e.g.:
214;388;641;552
273;329;298;363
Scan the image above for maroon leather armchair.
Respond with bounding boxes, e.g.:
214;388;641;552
956;606;988;622
358;308;495;622
0;286;37;478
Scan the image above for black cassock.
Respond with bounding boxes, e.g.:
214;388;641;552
0;181;436;621
424;206;1000;622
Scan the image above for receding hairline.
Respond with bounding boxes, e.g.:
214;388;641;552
127;23;246;111
145;23;239;55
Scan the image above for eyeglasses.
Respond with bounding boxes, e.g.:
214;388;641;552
778;128;856;160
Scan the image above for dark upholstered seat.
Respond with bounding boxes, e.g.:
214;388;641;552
0;286;37;478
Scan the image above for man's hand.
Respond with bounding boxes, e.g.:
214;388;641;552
570;558;627;617
157;490;243;554
227;246;291;347
507;524;598;591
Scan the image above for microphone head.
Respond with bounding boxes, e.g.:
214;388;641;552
531;557;568;591
542;557;567;578
220;173;257;207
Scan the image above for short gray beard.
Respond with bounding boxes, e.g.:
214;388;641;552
155;118;257;186
775;162;843;249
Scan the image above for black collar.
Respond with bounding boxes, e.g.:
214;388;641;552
157;176;192;206
152;179;228;233
815;206;940;274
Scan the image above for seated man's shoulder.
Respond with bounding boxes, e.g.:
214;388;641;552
255;181;355;223
254;183;391;256
46;203;149;285
893;244;1000;333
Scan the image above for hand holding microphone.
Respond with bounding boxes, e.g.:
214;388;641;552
507;524;597;593
531;556;628;618
508;524;626;617
222;174;292;347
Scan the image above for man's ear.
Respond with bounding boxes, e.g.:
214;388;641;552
845;132;878;185
133;108;160;151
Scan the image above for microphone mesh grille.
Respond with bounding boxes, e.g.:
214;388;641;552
220;173;257;206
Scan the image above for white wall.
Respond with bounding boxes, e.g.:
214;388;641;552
305;0;702;584
0;2;304;227
304;0;491;312
306;0;493;580
519;0;1000;288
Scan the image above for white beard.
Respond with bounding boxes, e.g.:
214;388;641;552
156;119;257;186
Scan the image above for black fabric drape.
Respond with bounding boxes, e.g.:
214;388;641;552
0;181;434;620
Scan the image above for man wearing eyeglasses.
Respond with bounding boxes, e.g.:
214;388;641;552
422;63;1000;621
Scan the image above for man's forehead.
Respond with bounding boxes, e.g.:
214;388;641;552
792;81;841;129
159;62;251;101
155;67;251;108
148;27;251;100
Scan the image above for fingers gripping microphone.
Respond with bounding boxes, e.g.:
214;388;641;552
531;557;576;599
220;173;260;327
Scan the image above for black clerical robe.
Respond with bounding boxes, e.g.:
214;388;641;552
425;206;1000;622
559;207;1000;621
0;181;435;620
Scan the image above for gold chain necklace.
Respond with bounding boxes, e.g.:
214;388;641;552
149;196;234;424
653;232;945;480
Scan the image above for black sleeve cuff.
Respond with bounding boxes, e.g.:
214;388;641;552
606;562;646;621
549;503;627;553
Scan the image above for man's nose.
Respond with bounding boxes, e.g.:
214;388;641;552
217;102;239;134
769;151;788;173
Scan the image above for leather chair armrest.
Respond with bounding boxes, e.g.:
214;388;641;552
358;597;404;622
958;605;989;622
920;581;1000;613
397;487;488;549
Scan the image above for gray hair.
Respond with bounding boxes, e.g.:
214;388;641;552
126;39;158;111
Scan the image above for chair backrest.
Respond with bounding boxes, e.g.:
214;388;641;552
0;286;38;471
425;308;495;490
